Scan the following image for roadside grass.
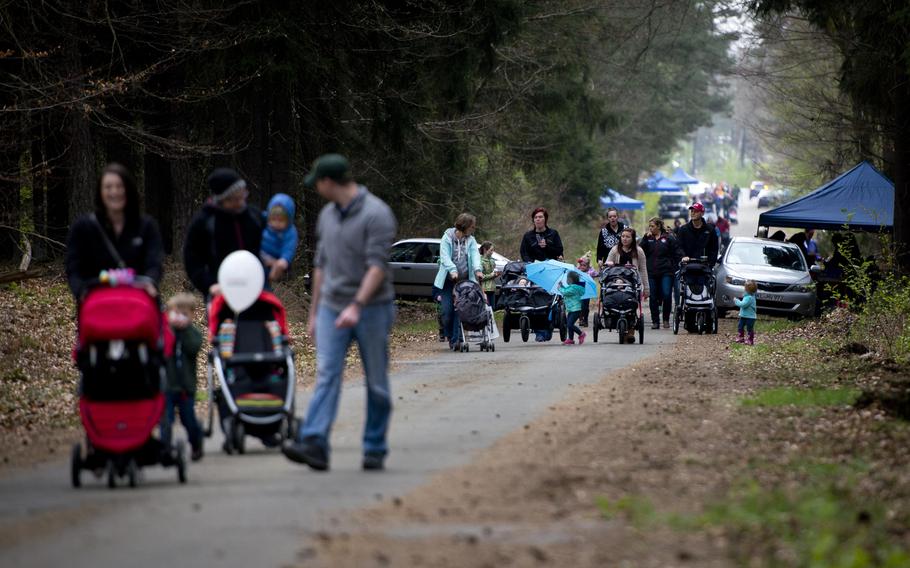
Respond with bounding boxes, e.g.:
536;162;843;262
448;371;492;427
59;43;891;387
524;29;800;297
742;387;861;408
597;460;910;568
754;318;803;334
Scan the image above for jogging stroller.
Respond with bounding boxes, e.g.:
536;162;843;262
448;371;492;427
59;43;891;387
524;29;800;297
673;259;718;335
71;280;186;488
206;291;297;455
592;265;644;344
498;261;567;343
453;280;495;352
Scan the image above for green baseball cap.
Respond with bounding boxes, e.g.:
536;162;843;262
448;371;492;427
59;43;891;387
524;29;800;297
304;153;352;188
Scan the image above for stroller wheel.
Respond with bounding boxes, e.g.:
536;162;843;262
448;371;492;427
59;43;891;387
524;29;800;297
463;343;470;353
617;319;627;345
592;314;601;343
175;441;187;484
519;316;530;342
490;342;495;352
127;459;138;488
638;318;645;344
672;312;680;335
106;461;116;489
70;443;82;488
232;421;246;455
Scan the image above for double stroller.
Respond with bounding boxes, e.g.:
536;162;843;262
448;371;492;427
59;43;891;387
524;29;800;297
592;265;644;344
453;280;495;352
71;280;187;488
673;259;718;335
498;261;567;343
206;292;297;454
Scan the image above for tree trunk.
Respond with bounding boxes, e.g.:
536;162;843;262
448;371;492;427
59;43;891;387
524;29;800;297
892;81;910;271
144;151;175;254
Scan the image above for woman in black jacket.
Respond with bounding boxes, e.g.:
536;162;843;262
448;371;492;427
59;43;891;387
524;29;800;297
639;217;681;329
519;207;564;341
65;163;164;301
519;207;564;262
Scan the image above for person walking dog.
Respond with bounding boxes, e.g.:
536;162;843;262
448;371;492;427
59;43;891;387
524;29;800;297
283;154;398;472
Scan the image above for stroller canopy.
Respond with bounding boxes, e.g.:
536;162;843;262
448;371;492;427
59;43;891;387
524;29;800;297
208;291;289;340
600;265;641;286
79;286;163;347
500;261;527;284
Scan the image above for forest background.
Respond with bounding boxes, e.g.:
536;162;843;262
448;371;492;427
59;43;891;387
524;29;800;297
0;0;734;266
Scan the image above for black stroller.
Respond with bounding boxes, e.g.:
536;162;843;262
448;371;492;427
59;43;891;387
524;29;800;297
673;258;718;335
592;265;644;344
206;291;297;454
497;261;567;343
454;280;495;352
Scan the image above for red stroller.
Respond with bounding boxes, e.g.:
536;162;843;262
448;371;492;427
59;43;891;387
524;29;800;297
70;282;186;488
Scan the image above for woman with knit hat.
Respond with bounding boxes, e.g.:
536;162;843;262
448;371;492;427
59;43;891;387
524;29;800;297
183;168;265;298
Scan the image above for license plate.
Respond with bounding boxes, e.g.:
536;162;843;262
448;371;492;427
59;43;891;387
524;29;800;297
757;292;783;302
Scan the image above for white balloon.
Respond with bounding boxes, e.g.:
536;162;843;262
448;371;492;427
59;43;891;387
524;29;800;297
217;250;265;313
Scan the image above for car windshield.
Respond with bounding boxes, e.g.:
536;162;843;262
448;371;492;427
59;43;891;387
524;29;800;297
726;242;806;271
661;194;688;203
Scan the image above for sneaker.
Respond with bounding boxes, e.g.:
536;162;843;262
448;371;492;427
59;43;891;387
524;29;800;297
578;332;586;345
651;322;660;330
563;339;575;345
363;452;386;471
282;439;329;471
663;321;670;329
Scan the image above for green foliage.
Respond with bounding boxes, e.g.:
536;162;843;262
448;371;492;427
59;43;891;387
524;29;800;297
596;495;659;529
697;465;910;568
741;387;861;408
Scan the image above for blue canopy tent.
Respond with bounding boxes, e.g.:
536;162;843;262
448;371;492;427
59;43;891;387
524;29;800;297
600;188;645;210
758;161;894;231
651;177;682;192
641;171;666;191
667;167;699;185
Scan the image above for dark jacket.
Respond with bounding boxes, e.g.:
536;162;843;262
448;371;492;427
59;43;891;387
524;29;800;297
676;220;719;266
166;325;203;394
597;223;625;264
183;201;264;293
639;232;683;276
520;227;564;262
65;213;164;299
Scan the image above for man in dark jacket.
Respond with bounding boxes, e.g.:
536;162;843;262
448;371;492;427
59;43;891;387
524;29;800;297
183;168;264;297
676;202;718;265
674;202;718;308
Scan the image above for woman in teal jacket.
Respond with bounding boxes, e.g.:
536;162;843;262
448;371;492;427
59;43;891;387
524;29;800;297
434;213;483;350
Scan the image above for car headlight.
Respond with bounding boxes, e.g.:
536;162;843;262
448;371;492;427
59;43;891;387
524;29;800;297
788;283;815;293
725;275;746;285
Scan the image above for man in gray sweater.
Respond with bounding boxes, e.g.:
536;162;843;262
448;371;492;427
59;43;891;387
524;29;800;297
283;154;398;472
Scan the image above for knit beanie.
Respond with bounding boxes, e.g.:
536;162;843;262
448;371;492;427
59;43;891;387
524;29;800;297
207;168;247;202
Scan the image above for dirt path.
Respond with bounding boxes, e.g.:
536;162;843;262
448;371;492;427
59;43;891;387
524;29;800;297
298;315;910;567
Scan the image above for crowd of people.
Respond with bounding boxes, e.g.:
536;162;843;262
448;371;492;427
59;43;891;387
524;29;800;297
65;159;781;473
66;155;398;472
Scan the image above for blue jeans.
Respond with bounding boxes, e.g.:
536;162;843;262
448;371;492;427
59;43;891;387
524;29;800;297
738;317;755;333
439;278;462;344
648;275;674;323
298;302;396;455
162;391;202;450
566;311;583;340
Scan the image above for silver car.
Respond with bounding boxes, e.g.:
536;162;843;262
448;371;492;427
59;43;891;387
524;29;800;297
714;237;817;319
389;238;509;298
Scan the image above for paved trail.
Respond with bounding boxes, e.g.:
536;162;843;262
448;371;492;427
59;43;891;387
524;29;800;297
1;328;676;568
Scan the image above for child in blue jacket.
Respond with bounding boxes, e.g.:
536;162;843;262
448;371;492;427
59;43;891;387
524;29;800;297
559;271;587;345
261;193;298;282
734;280;758;345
